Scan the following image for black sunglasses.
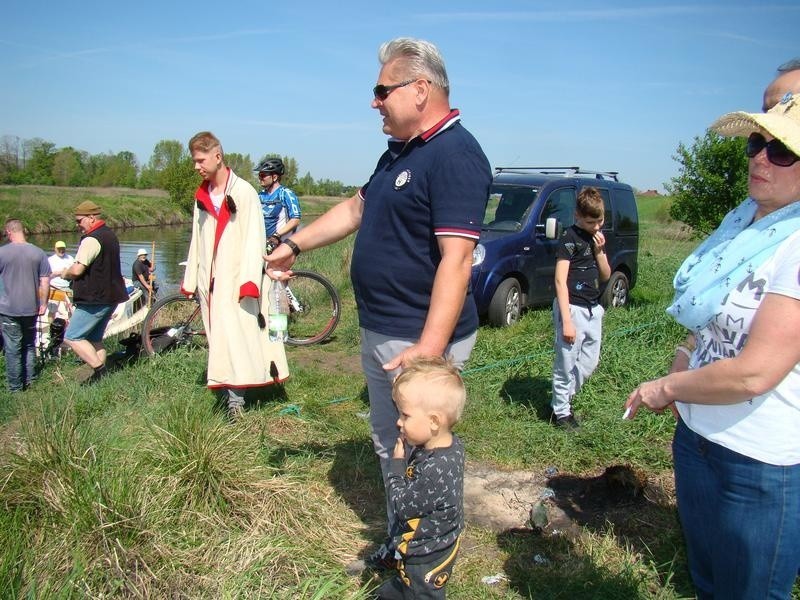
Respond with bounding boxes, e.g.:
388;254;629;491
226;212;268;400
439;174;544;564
746;132;799;167
373;79;415;101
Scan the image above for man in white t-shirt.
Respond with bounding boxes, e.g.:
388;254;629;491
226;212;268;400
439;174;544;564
48;241;74;290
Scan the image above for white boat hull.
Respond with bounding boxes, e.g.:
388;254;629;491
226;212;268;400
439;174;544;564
37;281;150;354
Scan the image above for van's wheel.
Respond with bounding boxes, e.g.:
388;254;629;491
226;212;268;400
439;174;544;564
601;271;629;308
488;277;522;327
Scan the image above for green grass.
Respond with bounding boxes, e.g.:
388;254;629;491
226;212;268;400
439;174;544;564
0;195;794;598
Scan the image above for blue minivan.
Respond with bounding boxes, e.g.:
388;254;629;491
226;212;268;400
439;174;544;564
471;167;639;327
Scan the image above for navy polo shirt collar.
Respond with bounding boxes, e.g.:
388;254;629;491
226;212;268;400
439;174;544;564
386;109;462;159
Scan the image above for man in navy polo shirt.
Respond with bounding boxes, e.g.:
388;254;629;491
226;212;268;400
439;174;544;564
265;37;490;565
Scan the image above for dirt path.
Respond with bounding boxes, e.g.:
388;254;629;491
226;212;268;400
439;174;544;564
289;346;674;543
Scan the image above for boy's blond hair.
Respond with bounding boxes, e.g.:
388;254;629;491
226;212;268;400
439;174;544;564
576;186;604;219
188;131;224;159
392;356;466;427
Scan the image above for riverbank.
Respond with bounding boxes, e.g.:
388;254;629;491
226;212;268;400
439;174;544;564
0;185;186;234
0;185;344;234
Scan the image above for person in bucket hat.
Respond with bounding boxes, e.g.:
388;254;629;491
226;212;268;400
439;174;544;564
132;248;157;298
625;94;800;599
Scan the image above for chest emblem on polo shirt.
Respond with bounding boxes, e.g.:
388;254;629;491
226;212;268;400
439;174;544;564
394;169;412;190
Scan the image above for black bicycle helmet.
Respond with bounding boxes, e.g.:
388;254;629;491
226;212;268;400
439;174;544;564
254;157;285;175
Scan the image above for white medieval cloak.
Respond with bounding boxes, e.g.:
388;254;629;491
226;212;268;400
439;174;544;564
181;168;289;388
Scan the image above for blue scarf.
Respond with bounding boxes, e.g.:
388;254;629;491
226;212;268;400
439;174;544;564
667;197;800;331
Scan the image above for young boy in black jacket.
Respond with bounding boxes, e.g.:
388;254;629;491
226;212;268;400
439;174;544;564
375;356;466;599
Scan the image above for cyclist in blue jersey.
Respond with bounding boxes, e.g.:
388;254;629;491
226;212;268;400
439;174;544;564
254;158;301;253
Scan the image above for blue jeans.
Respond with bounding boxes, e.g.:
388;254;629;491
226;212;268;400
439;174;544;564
0;314;38;392
673;418;800;599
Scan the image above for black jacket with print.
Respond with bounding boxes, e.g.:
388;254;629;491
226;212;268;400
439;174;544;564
387;435;464;561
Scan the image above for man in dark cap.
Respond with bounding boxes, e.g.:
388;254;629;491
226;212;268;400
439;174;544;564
59;201;128;383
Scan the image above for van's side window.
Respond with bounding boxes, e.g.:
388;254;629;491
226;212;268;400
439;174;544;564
613;188;638;234
598;188;613;230
539;187;576;228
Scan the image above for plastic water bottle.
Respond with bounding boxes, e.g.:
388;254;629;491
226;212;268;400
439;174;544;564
269;272;289;343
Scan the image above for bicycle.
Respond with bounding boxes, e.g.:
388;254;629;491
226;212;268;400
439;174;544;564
140;270;341;355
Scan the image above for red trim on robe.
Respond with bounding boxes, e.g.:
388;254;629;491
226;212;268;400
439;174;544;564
207;375;289;390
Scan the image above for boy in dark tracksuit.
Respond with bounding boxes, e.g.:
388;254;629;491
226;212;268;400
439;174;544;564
376;357;466;600
551;186;611;430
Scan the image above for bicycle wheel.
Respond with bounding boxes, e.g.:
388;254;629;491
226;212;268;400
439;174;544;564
285;270;341;346
141;293;207;356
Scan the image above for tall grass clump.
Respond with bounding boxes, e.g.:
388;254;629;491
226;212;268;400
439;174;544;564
141;398;266;521
0;398;153;596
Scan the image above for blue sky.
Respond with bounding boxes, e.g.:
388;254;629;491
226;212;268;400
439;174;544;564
2;1;797;192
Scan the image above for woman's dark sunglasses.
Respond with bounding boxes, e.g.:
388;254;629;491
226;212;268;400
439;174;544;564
746;132;799;167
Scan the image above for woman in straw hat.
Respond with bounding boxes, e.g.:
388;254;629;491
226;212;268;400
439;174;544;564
625;93;800;598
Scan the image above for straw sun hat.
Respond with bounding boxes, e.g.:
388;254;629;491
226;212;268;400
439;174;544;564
711;92;800;157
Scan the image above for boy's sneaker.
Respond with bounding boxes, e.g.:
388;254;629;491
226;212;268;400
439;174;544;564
555;414;580;431
345;543;397;576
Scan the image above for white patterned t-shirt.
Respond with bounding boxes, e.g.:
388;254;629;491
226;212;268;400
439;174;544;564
677;229;800;465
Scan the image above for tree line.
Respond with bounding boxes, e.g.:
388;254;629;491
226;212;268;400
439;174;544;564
1;130;744;234
0;135;358;211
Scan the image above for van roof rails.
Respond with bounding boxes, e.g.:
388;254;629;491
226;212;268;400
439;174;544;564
494;166;619;181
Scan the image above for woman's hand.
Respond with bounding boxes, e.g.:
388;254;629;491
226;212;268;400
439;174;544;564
624;377;676;420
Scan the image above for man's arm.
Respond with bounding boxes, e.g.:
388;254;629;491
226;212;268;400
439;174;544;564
63;262;87;280
135;269;151;291
383;235;475;370
276;217;301;238
62;238;97;281
276;190;302;238
264;192;363;273
37;276;49;316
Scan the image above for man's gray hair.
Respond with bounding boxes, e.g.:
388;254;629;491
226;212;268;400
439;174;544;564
378;38;450;97
777;58;800;73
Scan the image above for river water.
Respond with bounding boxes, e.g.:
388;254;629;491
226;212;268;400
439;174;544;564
31;224;192;295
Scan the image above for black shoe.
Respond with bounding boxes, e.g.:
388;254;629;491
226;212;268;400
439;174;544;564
82;365;108;385
555;414;580;431
345;543;397;576
226;405;244;424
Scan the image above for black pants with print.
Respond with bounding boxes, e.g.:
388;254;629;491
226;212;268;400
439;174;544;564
375;542;459;599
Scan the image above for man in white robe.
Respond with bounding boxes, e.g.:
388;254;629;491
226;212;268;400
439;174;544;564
181;131;289;420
